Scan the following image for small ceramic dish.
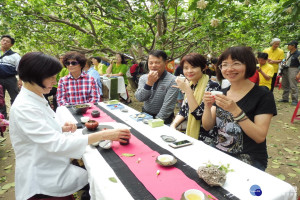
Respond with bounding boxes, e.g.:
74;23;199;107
72;104;90;114
180;189;205;200
80;116;90;123
91;110;100;118
99;140;113;149
156;154;177;166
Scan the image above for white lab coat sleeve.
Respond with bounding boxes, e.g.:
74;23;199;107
14;105;88;159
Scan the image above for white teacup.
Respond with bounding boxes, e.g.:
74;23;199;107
184;189;205;200
81;116;90;123
211;91;223;97
177;76;186;82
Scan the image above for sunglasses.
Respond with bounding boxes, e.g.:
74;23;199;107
65;61;79;66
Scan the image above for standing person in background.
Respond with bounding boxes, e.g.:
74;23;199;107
56;51;100;106
257;52;274;91
135;50;178;124
0;35;21;118
263;38;284;92
106;53;131;104
83;58;103;97
279;40;300;106
202;46;276;171
91;56;107;75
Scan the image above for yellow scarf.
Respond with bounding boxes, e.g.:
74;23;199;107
186;74;209;139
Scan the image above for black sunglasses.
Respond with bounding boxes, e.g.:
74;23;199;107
65;61;79;66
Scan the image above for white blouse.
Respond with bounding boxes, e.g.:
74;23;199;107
9;87;89;200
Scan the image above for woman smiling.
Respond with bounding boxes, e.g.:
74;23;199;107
202;46;277;171
171;53;220;145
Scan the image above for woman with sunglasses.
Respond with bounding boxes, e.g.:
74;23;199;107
56;51;101;106
9;52;131;200
202;46;276;171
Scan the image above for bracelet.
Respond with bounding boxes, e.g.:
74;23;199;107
233;111;246;122
237;116;248;123
233;110;243;118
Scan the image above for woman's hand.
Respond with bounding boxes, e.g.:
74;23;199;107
214;94;241;116
107;128;131;142
173;77;191;93
88;128;131;145
62;122;77;133
203;92;215;109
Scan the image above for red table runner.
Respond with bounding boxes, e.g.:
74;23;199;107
83;105;218;199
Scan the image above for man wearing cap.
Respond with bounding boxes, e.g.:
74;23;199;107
0;35;21;118
263;38;285;92
279;40;300;106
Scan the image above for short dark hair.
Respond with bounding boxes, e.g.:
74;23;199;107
257;52;268;60
92;56;101;63
63;51;87;69
216;46;256;81
18;52;62;88
180;53;207;71
1;35;15;45
148;50;168;61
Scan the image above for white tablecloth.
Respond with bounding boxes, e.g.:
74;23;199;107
56;104;297;200
101;76;127;99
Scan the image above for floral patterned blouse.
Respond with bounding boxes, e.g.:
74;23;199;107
178;79;221;145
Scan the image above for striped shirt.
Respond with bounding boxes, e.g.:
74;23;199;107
56;72;100;106
135;70;178;120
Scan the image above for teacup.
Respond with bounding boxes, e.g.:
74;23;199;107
177;76;186;82
211;91;223;97
80;117;90;123
184;189;205;200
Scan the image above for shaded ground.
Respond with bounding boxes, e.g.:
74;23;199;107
0;85;299;198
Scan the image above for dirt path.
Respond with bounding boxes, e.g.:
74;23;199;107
1;86;299;198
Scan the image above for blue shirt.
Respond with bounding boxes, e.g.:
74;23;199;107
87;67;103;95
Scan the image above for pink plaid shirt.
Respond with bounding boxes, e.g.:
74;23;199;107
56;72;101;106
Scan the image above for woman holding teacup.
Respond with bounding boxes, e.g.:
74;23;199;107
202;46;276;171
170;53;220;145
9;52;131;200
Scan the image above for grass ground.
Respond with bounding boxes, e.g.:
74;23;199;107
0;85;299;199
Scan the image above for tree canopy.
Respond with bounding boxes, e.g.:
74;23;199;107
0;0;299;60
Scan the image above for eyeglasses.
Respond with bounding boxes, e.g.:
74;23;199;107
65;61;79;66
218;61;244;70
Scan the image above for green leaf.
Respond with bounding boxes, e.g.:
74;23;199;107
1;157;7;160
0;176;6;183
207;194;217;199
0;189;7;194
0;137;6;142
292;168;300;174
1;182;15;190
121;153;135;157
288;173;296;178
158;198;174;200
276;174;285;181
283;148;292;153
271;165;280;168
109;177;117;183
4;165;12;170
287;163;298;167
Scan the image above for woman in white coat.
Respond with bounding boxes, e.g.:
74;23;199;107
9;52;131;200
